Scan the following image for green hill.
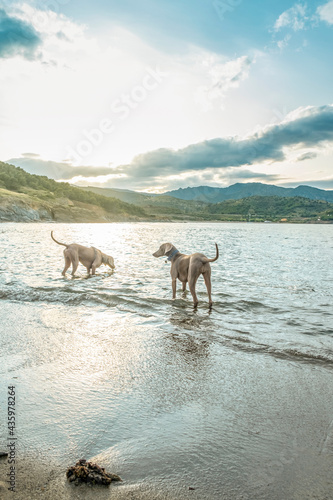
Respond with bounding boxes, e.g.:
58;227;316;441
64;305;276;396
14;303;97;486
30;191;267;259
205;196;333;222
0;162;147;222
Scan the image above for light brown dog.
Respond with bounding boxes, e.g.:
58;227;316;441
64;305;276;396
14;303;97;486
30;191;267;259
51;231;115;276
153;243;219;307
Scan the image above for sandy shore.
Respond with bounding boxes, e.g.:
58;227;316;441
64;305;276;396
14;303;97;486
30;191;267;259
0;457;203;500
1;437;333;500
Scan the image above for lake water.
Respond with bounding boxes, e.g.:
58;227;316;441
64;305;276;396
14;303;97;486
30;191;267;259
0;222;333;499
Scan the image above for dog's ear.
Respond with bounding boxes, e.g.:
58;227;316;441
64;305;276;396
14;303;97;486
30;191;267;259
162;243;173;255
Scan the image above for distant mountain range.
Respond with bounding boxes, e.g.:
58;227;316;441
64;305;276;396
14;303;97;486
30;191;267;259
164;183;333;203
80;182;333;205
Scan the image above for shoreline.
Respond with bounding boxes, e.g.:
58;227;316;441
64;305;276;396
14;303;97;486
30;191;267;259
1;219;332;224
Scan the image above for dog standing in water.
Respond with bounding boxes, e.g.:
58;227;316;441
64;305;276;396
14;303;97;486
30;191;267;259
153;242;219;307
51;231;115;276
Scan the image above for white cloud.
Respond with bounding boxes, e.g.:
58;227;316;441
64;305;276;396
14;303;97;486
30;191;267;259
193;54;254;111
276;34;291;49
274;3;308;31
317;0;333;24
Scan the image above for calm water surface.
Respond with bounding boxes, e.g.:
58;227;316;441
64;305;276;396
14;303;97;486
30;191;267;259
0;222;333;499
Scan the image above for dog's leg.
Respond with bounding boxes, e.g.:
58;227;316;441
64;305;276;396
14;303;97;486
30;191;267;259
170;262;178;299
91;249;102;275
91;258;99;275
62;255;71;276
182;281;187;292
71;254;79;276
203;269;213;307
188;270;199;308
172;279;177;299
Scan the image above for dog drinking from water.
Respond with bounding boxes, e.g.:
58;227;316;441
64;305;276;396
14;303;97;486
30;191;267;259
153;243;219;307
51;231;115;276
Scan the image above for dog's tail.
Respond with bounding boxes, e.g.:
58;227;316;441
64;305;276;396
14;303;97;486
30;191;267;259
203;243;219;263
51;231;68;247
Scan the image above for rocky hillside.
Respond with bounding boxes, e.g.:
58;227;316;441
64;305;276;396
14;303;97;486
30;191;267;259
0;162;148;222
0;187;149;222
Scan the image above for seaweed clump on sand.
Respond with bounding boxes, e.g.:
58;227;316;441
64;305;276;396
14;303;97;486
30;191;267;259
66;459;122;486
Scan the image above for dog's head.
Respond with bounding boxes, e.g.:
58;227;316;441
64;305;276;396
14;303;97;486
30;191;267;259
102;254;115;269
153;243;174;258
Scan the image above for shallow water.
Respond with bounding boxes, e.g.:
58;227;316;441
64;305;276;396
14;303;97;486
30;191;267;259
1;222;333;499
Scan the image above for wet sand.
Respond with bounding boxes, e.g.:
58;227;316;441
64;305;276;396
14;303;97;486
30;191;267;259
1;348;333;500
1;444;333;500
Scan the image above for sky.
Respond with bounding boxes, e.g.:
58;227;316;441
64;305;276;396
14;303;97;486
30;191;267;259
0;0;333;192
